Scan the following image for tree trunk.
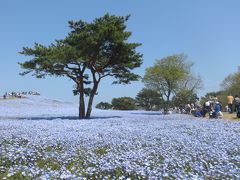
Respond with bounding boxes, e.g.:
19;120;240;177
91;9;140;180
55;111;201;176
79;91;85;119
78;77;85;119
164;91;171;114
85;82;98;119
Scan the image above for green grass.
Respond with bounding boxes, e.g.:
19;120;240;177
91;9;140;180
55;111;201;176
7;171;32;180
36;157;62;171
94;146;109;156
203;112;239;120
222;112;240;120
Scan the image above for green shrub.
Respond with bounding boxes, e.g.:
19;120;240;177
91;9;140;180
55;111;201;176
96;102;112;110
112;97;137;110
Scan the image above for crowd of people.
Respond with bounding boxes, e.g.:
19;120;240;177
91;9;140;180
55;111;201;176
2;91;40;99
201;97;223;119
180;94;240;119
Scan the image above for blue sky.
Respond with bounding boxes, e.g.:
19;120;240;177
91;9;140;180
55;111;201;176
1;0;240;104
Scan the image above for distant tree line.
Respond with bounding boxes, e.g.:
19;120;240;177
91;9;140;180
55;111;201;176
97;64;240;112
96;90;161;111
96;87;198;111
97;54;202;111
96;89;162;111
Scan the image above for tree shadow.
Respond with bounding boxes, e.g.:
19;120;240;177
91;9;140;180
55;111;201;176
90;116;122;120
13;115;122;121
131;112;163;116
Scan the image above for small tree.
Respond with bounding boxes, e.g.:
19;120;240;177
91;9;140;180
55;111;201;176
143;54;193;110
96;102;112;110
112;97;137;110
136;88;163;111
19;14;142;119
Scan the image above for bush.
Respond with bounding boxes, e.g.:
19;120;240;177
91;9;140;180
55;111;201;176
96;102;112;110
135;88;163;111
172;89;198;108
111;97;137;110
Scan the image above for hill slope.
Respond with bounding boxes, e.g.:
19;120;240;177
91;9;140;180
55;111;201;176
0;96;77;118
0;96;239;179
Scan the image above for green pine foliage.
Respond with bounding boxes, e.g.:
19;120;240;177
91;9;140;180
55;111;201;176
19;14;143;119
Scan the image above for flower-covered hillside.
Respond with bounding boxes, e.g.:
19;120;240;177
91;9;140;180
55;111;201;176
0;96;239;179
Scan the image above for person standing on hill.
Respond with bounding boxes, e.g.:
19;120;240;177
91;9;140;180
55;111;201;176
227;94;234;113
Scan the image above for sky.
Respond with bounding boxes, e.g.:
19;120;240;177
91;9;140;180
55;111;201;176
1;0;240;105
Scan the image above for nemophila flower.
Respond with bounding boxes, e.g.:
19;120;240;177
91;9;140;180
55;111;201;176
0;96;239;179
